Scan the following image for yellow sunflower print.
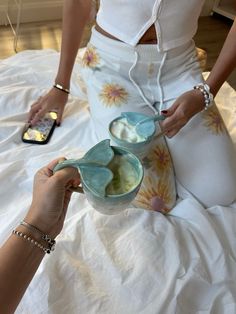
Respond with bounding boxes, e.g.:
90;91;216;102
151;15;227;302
82;45;100;68
203;106;227;135
134;175;173;212
149;143;172;174
99;83;129;107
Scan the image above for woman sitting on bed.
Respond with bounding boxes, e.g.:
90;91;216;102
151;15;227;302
0;159;80;314
28;0;236;212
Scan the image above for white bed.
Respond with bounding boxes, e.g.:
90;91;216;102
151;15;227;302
0;49;236;314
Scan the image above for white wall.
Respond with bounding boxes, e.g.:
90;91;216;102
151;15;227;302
0;0;63;25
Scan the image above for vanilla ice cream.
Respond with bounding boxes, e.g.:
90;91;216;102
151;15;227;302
110;118;146;143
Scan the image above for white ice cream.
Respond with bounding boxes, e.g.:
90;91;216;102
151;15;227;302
110;118;146;143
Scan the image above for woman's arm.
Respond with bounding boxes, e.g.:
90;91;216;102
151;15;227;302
0;230;45;314
29;0;92;125
55;0;92;88
161;18;236;138
0;159;80;314
206;18;236;97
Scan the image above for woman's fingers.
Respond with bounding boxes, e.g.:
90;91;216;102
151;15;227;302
163;124;183;138
165;128;180;138
46;158;66;173
37;158;80;185
56;110;63;125
28;88;68;125
160;90;207;138
30;107;48;125
160;110;188;138
28;97;45;123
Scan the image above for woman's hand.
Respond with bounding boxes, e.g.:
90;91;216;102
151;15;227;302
24;158;80;238
28;88;69;126
160;89;205;138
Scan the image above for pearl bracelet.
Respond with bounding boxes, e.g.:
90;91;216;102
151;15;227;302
20;220;56;252
193;83;214;110
12;230;52;254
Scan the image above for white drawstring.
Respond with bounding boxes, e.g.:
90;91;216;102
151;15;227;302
128;49;157;113
128;47;167;114
156;51;167;112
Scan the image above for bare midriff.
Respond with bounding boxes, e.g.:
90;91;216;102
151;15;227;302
95;23;158;44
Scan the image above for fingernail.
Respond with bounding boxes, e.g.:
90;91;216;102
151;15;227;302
161;110;168;114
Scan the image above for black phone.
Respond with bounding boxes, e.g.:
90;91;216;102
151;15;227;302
22;112;58;145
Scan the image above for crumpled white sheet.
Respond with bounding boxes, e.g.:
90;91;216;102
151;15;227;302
0;49;236;314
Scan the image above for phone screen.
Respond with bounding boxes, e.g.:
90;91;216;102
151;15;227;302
22;112;57;144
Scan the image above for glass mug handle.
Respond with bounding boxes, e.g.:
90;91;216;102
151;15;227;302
53;159;84;194
53;158;113;196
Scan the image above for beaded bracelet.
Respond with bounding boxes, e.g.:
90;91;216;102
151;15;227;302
53;83;70;94
20;221;56;252
12;230;52;254
193;83;214;111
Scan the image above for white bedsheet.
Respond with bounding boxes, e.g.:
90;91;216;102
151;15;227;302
0;49;236;314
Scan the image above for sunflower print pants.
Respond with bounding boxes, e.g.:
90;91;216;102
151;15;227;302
79;27;236;211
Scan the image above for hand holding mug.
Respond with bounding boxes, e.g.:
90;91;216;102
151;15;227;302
25;158;80;238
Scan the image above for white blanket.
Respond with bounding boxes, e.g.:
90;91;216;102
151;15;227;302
0;49;236;314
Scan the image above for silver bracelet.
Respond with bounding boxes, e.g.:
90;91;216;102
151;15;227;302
12;230;52;254
20;221;56;252
53;83;70;94
193;83;214;110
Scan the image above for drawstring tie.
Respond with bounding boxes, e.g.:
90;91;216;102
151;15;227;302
128;47;167;114
128;50;155;112
156;50;167;112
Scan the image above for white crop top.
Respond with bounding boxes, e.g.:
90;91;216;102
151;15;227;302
96;0;205;51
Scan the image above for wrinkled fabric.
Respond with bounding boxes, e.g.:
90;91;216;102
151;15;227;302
0;50;236;314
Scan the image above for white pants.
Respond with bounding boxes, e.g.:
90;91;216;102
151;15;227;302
80;27;236;209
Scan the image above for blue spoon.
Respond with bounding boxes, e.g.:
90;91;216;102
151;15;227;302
135;113;165;138
121;112;165;138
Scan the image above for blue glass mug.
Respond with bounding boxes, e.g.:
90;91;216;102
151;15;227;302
54;140;144;215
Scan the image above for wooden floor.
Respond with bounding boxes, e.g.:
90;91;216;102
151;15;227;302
0;14;235;89
0;20;93;58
